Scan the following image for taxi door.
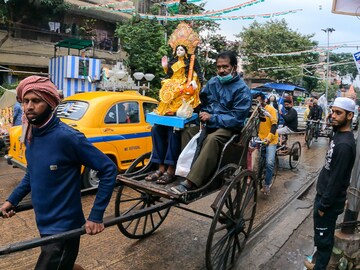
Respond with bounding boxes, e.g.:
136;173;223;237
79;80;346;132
101;101;152;171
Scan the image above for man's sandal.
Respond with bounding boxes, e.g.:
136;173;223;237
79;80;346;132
145;170;163;181
156;172;176;185
170;181;195;195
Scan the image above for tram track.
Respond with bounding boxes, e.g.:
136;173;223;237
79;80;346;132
246;168;320;246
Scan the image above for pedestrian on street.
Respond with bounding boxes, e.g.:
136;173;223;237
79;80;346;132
0;76;117;270
12;96;23;126
304;97;356;270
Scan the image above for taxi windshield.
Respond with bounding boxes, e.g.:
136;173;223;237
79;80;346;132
57;101;89;120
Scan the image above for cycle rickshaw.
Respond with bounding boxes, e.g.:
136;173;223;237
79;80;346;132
0;101;262;270
305;119;333;149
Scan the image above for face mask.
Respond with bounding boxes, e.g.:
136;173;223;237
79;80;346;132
217;73;233;84
27;105;53;125
217;68;235;84
284;106;291;110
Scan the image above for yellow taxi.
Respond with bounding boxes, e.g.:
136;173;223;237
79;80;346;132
6;91;158;188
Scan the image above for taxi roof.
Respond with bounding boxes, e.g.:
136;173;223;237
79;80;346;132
64;91;158;103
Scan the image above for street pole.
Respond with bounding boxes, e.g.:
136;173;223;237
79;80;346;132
161;3;168;45
321;28;335;101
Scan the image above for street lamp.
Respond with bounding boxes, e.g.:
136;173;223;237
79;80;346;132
144;73;155;86
133;72;144;86
133;72;155;95
143;73;155;95
321;27;335;101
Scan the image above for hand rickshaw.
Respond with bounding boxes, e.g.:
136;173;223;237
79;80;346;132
113;100;262;270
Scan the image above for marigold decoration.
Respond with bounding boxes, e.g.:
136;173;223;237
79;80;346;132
168;22;200;55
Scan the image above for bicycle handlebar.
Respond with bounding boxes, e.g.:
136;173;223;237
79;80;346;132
253;140;267;145
306;119;320;123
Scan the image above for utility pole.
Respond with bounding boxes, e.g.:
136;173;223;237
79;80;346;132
321;28;335;101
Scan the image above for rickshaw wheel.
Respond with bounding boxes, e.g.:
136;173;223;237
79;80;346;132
115;185;170;239
305;128;313;149
289;141;301;169
206;169;257;270
125;152;151;174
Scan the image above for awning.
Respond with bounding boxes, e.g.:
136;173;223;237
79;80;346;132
0;89;17;110
55;39;93;50
260;82;307;92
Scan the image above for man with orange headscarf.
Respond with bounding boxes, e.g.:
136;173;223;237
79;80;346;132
0;76;117;270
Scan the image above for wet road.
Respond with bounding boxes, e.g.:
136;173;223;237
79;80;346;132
0;135;330;270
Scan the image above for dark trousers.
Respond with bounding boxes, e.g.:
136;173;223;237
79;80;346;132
313;196;344;270
181;125;200;150
187;128;233;187
151;124;181;166
35;236;80;270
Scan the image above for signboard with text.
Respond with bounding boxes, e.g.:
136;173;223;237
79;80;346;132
353;51;360;74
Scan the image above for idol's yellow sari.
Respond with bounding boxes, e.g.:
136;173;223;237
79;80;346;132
155;57;201;116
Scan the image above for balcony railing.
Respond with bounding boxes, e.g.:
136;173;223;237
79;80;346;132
1;22;118;52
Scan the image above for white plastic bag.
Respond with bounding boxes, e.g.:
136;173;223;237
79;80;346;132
175;131;201;177
176;98;193;119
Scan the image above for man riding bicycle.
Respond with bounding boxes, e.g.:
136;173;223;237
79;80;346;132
308;98;323;141
253;92;278;195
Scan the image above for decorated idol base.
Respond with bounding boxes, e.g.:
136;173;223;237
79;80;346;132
146;112;198;128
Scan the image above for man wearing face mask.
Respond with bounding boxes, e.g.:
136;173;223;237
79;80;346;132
0;76;117;270
171;51;251;194
277;98;298;135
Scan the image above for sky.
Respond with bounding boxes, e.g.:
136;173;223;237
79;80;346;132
202;0;360;54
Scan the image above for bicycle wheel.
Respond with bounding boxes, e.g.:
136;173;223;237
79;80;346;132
305;127;313;149
258;154;277;189
269;156;278;188
289;141;301;169
256;154;265;184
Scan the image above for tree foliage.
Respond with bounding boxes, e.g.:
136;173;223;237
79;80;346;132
198;34;241;80
329;52;358;81
0;0;68;24
237;19;318;86
313;80;339;100
115;4;220;96
115;18;169;96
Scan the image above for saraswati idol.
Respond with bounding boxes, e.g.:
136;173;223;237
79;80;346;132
154;22;204;116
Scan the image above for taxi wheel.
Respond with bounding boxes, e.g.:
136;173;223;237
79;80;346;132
82;167;99;189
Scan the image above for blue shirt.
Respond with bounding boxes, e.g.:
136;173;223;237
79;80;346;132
7;116;117;234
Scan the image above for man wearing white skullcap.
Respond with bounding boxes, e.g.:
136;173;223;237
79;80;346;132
305;97;356;270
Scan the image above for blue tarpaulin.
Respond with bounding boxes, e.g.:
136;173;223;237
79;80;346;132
258;82;307;92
